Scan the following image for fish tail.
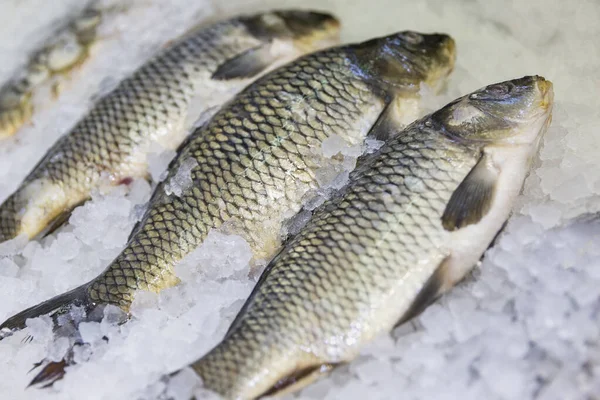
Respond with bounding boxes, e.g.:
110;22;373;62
0;284;90;337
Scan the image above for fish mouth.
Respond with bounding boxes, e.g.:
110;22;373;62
316;12;341;32
276;10;341;37
535;76;554;111
424;35;456;89
281;10;341;50
441;36;456;67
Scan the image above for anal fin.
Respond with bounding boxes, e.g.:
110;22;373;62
35;199;86;240
395;257;451;328
442;151;498;231
259;363;339;399
212;42;280;81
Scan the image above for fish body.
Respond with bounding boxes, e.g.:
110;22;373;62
190;76;554;399
0;4;103;139
85;31;455;310
0;29;455;388
0;27;454;383
0;30;455;330
0;10;341;242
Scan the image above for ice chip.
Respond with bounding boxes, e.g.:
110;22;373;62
130;290;160;317
165;157;199;197
52;232;82;261
0;234;28;256
363;137;384;154
148;146;177;183
177;231;252;281
283;209;312;237
47;336;70;362
194;387;223;400
321;134;362;158
419;304;453;343
103;304;128;325
166;367;203;400
127;178;152;204
25;315;53;342
0;258;19;277
79;321;102;344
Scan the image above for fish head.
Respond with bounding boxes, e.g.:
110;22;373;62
432;76;553;146
353;31;456;92
244;10;341;50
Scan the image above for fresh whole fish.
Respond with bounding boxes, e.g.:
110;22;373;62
188;76;554;399
0;10;341;242
0;3;103;139
0;30;455;385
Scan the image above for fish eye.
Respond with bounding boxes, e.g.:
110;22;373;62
488;85;509;96
401;32;423;45
474;83;514;100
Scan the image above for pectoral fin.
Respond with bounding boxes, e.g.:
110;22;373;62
212;43;278;80
441;152;498;231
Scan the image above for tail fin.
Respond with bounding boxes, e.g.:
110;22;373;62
0;284;90;338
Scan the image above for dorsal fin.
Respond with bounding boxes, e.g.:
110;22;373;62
395;257;451;328
212;43;280;81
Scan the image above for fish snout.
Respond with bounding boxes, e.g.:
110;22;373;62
535;76;554;111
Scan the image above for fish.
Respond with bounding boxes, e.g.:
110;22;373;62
0;10;341;242
0;3;103;139
0;30;456;386
187;76;554;399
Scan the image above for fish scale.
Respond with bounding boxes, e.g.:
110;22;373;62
88;48;386;307
0;32;456;390
189;76;553;400
0;11;341;242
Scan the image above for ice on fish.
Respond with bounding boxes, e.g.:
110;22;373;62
321;134;363;158
282;209;313;237
363;137;384;154
78;322;102;345
25;316;53;343
175;231;253;282
0;257;19;278
147;145;177;184
0;0;599;399
165;158;199;197
166;367;203;400
0;234;29;257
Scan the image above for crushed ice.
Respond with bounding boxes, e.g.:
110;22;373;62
0;0;598;399
165;158;199;197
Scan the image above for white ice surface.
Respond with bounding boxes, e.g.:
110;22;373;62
0;0;599;399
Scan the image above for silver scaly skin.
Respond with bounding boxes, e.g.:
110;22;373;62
190;76;553;399
0;10;341;242
0;31;455;387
